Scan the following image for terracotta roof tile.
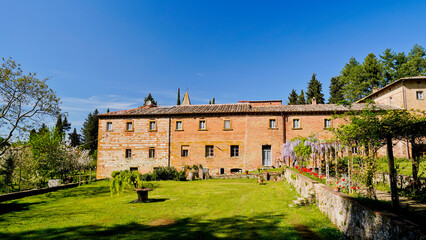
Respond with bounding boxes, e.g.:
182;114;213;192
99;102;397;117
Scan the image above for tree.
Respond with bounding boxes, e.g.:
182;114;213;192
28;127;64;183
209;100;211;104
340;57;365;102
177;88;181;105
69;128;82;147
143;93;157;106
107;108;110;113
62;116;71;133
328;77;344;104
306;73;325;104
401;111;426;191
0;146;15;193
81;109;98;155
212;98;215;104
362;53;383;95
297;90;306;105
288;89;299;105
380;48;396;86
0;57;60;155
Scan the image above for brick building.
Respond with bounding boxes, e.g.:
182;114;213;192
96;96;394;178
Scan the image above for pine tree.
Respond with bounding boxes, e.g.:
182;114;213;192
362;53;383;95
380;48;396;86
177;88;181;105
288;89;298;105
69;128;81;147
143;93;157;106
340;57;365;102
62;116;71;133
81;109;99;155
328;77;344;104
306;73;325;104
297;90;306;105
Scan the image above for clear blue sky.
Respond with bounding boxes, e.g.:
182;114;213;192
1;0;425;131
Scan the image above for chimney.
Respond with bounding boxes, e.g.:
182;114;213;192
311;97;317;105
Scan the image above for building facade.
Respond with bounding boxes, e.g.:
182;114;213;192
96;99;393;179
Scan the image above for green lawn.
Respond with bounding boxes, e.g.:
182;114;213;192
0;179;343;240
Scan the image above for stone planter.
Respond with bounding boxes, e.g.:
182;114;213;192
188;172;194;181
134;188;153;201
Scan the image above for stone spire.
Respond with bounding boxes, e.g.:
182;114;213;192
182;91;191;105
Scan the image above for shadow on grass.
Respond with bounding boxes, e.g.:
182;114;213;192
44;184;110;200
0;201;46;216
0;213;343;240
129;198;170;203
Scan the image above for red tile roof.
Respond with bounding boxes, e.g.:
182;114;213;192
98;102;397;117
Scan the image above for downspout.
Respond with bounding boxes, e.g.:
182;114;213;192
281;111;286;165
168;117;171;167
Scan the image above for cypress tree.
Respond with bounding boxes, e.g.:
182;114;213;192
306;73;325;104
328;77;344;104
297;90;306;105
209;100;211;104
81;109;99;155
107;108;110;113
212;98;215;104
288;89;299;105
177;88;181;105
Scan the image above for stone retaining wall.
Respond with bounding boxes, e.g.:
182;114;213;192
284;169;425;240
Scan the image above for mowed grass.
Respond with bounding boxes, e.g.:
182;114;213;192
0;179;343;240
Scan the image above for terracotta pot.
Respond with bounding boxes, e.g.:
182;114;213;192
259;179;264;183
245;170;249;175
333;187;340;192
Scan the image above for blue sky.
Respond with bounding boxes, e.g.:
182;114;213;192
1;0;425;131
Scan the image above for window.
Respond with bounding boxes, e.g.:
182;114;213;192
130;167;138;172
269;119;276;128
293;119;300;129
205;145;214;157
230;145;239;157
176;121;182;130
417;91;424;100
126;122;133;131
199;120;206;130
352;146;358;154
125;149;132;158
106;122;112;131
149;121;156;131
324;119;331;128
149;148;155;158
224;120;231;130
181;145;189;157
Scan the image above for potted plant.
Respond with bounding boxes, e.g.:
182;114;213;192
110;170;154;201
258;175;264;184
245;170;249;175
